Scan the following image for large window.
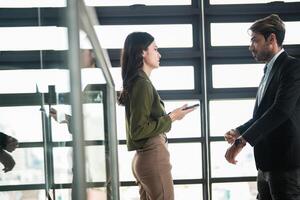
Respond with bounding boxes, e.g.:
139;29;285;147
210;22;300;46
111;66;195;91
95;25;193;49
212;182;257;200
209;100;255;136
212;64;263;88
0;0;192;7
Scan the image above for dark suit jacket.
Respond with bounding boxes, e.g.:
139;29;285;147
0;132;8;149
236;51;300;171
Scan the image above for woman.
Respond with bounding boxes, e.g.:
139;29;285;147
118;32;195;200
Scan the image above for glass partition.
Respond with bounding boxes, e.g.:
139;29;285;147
0;2;119;199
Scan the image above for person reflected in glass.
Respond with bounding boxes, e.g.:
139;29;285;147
50;49;96;132
118;32;196;200
0;132;18;173
224;14;300;200
50;49;106;199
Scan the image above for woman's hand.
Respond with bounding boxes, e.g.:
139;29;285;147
168;104;196;122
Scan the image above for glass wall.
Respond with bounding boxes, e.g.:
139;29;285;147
0;3;116;200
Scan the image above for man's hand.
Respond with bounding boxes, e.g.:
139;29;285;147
49;107;58;121
4;136;18;152
50;108;68;124
224;129;239;144
225;138;246;164
0;149;15;173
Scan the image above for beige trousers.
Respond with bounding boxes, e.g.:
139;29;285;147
132;134;174;200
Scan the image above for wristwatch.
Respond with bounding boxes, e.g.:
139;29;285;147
234;138;246;147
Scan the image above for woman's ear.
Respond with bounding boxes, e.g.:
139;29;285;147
142;50;146;57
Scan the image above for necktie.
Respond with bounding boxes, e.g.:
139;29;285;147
257;64;268;105
263;64;268;74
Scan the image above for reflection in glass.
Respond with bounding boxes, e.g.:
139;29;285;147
211;142;256;178
94;25;193;48
0;106;43;142
209;99;255;136
51;105;73;142
85;146;107;183
212;182;257;200
210;0;299;4
50;71;105;142
0;148;45;185
211;22;300;46
212;64;264;88
51;101;105;142
53;147;73;184
53;146;107;183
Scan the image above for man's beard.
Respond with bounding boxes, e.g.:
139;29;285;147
253;48;273;62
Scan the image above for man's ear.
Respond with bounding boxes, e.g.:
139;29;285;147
268;33;277;45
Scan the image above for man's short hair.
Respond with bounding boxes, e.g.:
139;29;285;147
249;14;285;46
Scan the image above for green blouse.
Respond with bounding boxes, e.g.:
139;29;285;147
125;70;172;151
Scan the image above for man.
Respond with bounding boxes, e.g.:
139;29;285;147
224;14;300;200
0;132;18;172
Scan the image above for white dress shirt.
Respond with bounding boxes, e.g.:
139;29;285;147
257;48;284;105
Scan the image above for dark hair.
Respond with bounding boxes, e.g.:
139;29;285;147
118;32;154;105
249;14;285;46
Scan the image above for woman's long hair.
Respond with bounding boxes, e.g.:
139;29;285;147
118;32;154;105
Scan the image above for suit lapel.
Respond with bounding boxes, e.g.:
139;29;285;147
256;52;287;109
